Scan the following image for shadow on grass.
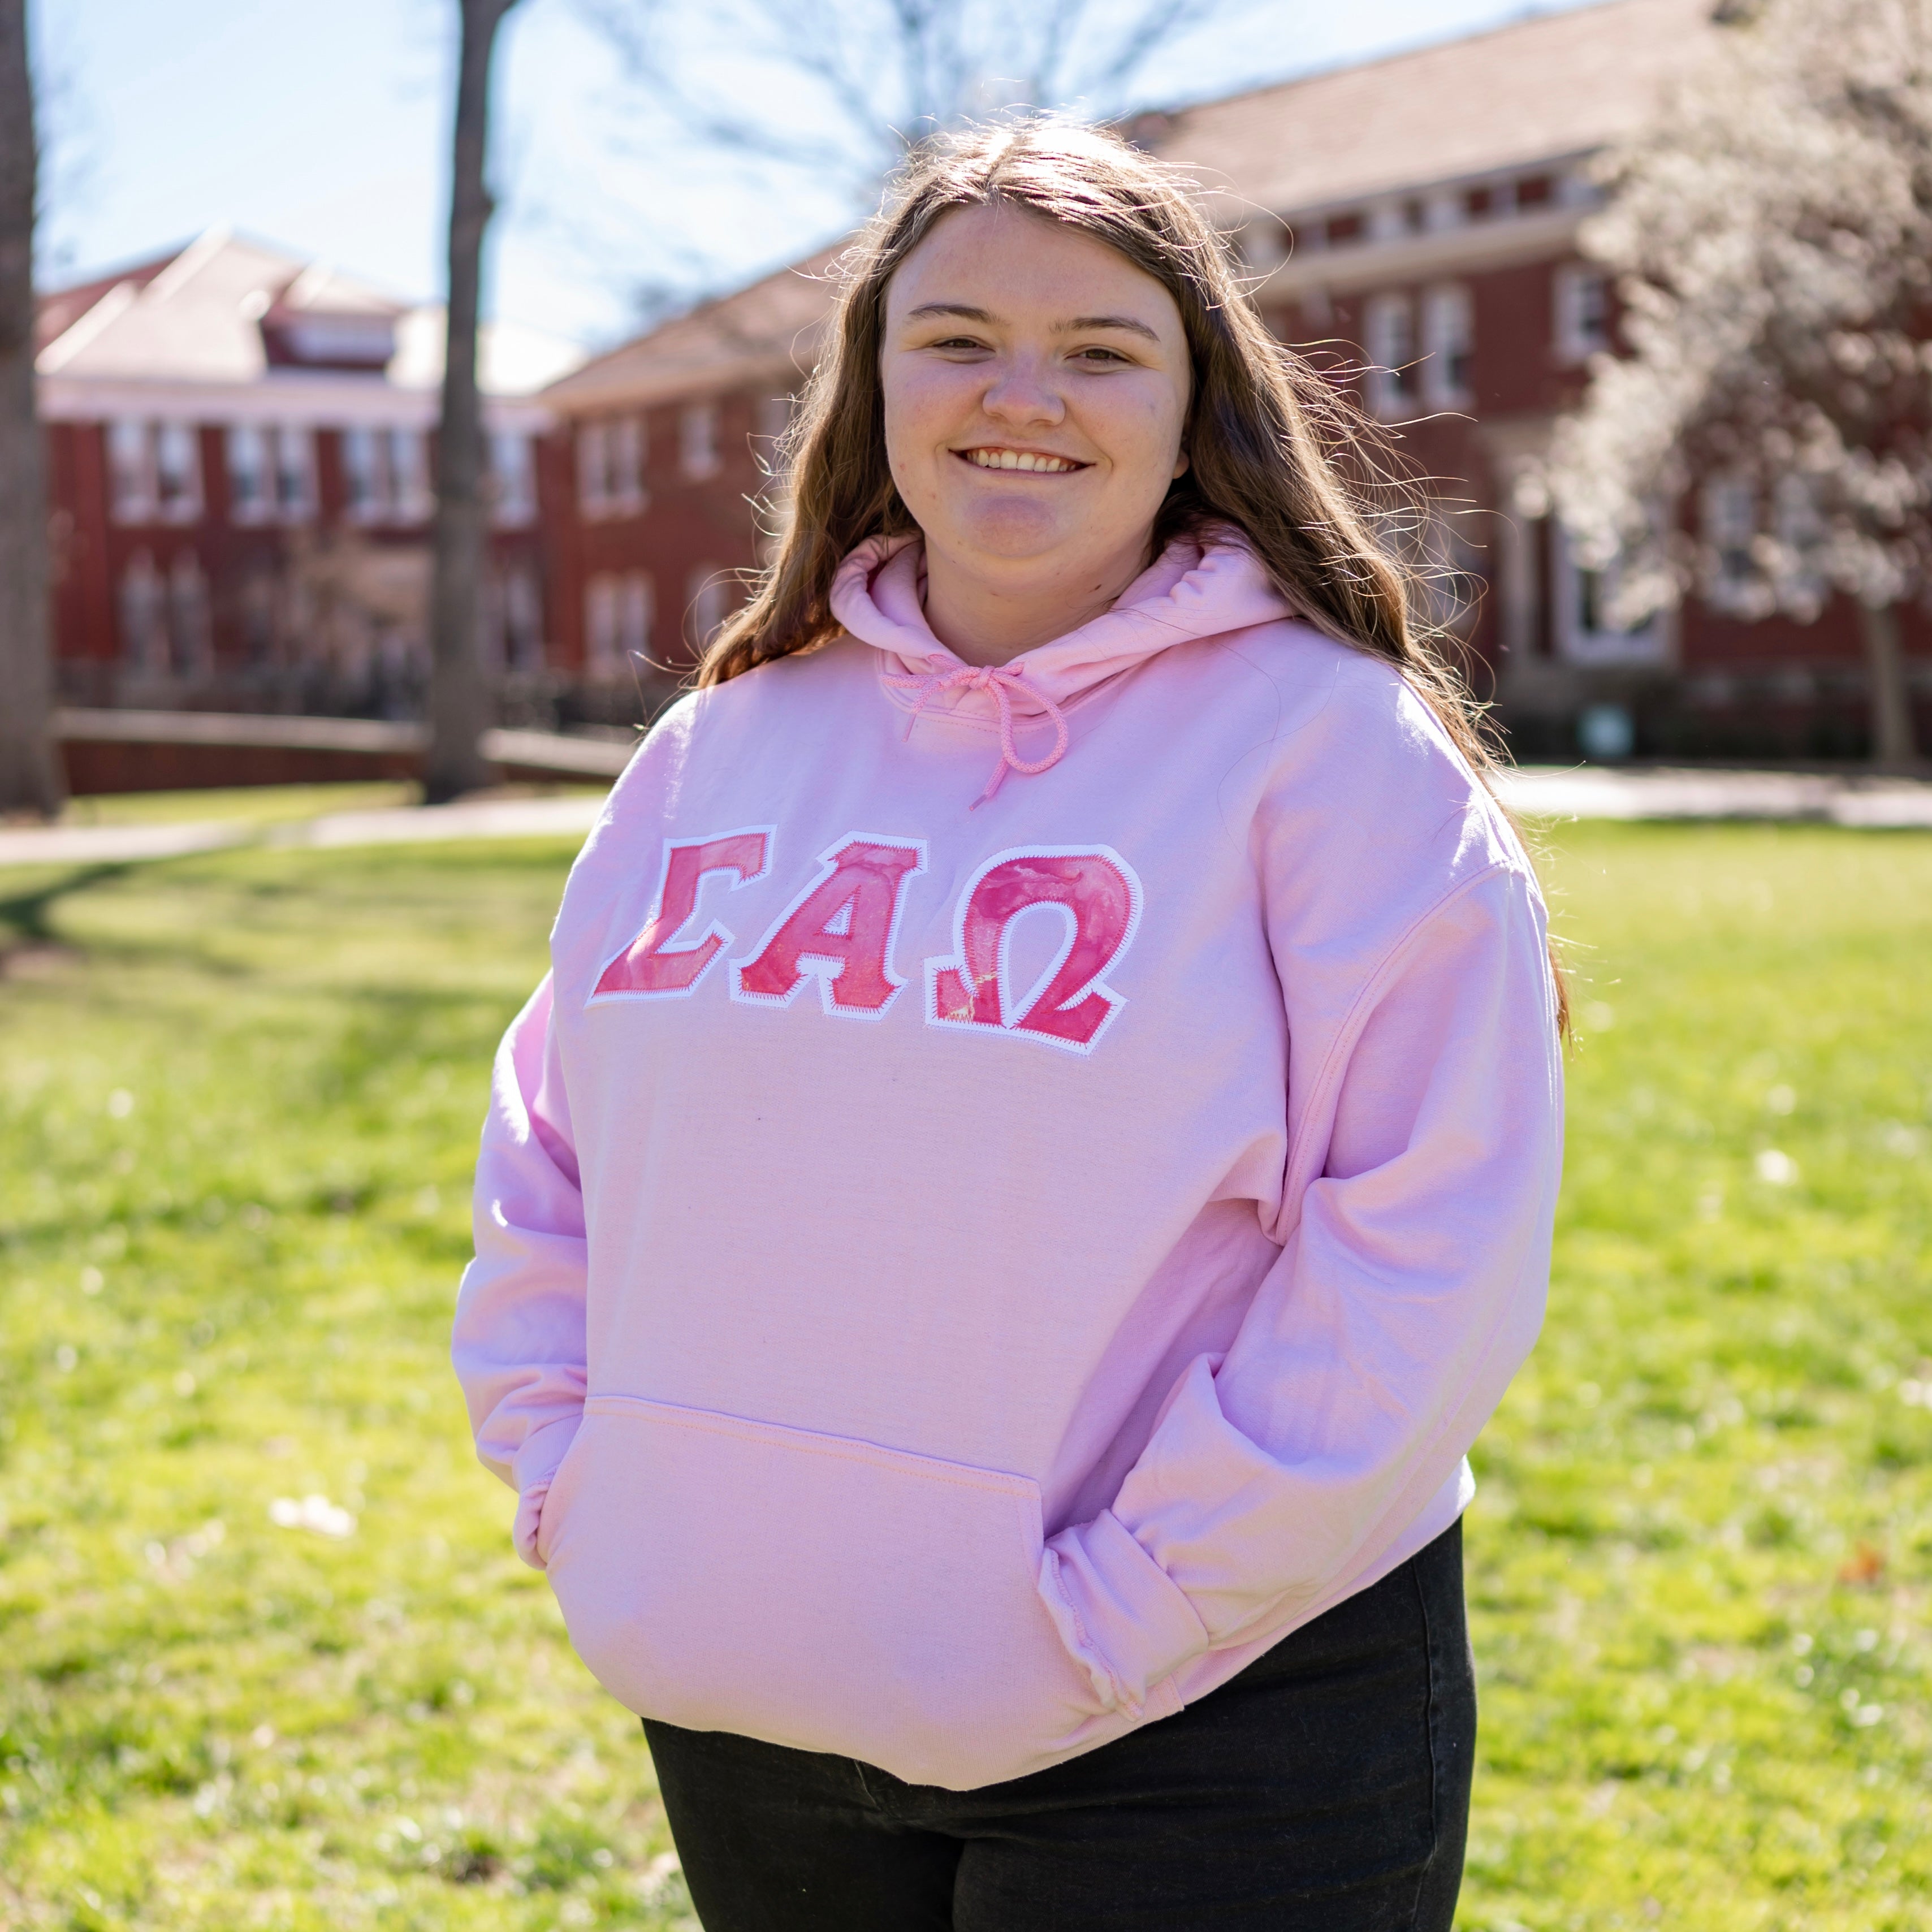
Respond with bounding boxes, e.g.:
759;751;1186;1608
0;861;137;954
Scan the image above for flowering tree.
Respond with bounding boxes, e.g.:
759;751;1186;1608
1546;0;1931;765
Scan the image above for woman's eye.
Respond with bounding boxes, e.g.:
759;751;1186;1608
931;336;986;351
1074;347;1130;365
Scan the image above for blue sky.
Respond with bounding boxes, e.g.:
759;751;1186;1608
37;0;1606;350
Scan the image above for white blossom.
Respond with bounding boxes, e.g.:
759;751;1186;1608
1547;0;1932;652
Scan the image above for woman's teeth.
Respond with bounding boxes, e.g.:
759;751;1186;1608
965;448;1080;473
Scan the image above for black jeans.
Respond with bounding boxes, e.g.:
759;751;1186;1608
645;1519;1474;1930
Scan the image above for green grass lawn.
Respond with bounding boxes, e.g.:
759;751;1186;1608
0;820;1927;1930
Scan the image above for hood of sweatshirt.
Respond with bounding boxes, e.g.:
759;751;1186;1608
829;530;1295;805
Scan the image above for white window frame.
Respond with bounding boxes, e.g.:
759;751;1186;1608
687;567;729;647
1553;525;1669;667
227;424;271;525
610;417;646;512
167;550;213;674
1363;293;1416;420
680;401;721;481
1772;473;1828;612
490;430;538;528
1420;284;1474;409
1701;475;1757;613
154;422;204;524
1554;265;1611;365
503;562;544;669
271;425;317;524
118;546;165;666
585;574;619;675
617;570;653;664
577;421;610;518
108;420;157;524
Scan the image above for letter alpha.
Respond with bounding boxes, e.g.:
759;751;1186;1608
926;846;1143;1053
592;829;771;1000
732;835;926;1017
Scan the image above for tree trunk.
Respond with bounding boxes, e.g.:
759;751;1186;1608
424;0;519;804
1858;600;1919;770
0;0;62;819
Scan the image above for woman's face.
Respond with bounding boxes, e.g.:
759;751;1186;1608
880;204;1192;589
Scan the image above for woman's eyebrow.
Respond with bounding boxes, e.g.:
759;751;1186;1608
904;302;998;324
1056;314;1161;343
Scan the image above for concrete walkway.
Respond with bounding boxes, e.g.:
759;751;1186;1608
1496;765;1932;828
2;767;1930;870
0;794;609;868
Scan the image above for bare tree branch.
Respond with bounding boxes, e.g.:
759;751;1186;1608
578;0;1237;214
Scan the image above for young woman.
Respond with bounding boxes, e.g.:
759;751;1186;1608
454;121;1564;1930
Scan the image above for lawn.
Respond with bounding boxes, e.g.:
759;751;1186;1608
0;818;1927;1930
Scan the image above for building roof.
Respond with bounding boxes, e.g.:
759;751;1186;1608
542;0;1716;413
541;248;843;414
36;227;583;399
1145;0;1718;217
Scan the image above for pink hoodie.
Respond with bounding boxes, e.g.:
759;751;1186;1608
453;533;1563;1792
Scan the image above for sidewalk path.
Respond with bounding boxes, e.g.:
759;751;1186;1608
1496;766;1932;827
0;794;608;868
2;767;1929;870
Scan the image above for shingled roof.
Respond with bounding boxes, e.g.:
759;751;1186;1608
542;247;844;414
1144;0;1717;217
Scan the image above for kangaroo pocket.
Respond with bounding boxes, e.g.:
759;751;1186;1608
537;1395;1114;1790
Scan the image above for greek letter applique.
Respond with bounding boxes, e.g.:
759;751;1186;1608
925;845;1143;1054
732;835;927;1019
591;828;772;1000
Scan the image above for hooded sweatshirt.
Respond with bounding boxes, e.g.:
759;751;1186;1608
452;532;1563;1792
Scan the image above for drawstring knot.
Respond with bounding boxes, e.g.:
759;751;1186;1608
880;656;1070;809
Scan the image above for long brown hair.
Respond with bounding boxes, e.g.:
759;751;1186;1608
701;118;1567;1030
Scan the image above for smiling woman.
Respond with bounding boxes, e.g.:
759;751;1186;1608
452;119;1568;1932
878;211;1194;665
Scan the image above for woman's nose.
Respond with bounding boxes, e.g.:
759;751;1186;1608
980;361;1065;425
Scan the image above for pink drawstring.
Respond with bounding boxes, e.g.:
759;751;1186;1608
881;657;1071;809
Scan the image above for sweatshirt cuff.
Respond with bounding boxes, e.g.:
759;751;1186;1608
509;1413;583;1571
1043;1509;1209;1718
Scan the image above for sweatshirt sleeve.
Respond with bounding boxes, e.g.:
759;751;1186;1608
451;973;589;1569
1040;857;1563;1717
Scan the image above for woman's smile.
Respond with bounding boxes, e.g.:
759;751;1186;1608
956;446;1092;474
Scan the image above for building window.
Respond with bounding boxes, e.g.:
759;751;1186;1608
109;421;202;524
1555;265;1611;364
577;416;646;518
1363;293;1415;419
1701;476;1756;612
585;570;652;675
1323;211;1363;248
154;423;203;522
1420;284;1473;408
504;563;544;669
686;568;732;648
118;548;165;666
227;425;271;524
1553;525;1667;667
357;426;428;522
108;421;157;524
1516;174;1553;209
168;551;213;673
491;431;538;527
343;426;384;522
680;401;721;481
1773;473;1828;613
271;426;316;522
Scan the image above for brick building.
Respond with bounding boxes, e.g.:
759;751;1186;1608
38;227;581;721
537;0;1931;759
